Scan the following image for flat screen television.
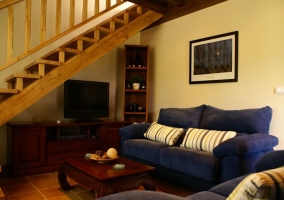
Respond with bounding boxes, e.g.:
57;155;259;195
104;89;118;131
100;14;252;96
64;79;109;121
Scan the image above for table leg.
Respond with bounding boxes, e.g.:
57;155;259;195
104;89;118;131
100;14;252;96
98;173;156;197
58;164;71;191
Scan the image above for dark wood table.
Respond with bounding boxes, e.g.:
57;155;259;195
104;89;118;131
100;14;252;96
58;156;156;198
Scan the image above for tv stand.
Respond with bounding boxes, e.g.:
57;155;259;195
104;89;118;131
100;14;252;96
7;120;126;177
70;118;103;123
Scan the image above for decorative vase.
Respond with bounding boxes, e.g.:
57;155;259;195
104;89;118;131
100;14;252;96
132;83;140;90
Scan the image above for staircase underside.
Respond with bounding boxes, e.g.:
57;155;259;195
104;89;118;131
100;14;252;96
0;8;162;126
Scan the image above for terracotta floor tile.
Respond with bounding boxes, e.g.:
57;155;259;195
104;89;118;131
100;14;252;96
4;183;37;196
70;184;87;193
40;187;72;199
28;174;55;183
0;177;30;187
47;193;82;200
66;177;77;185
8;191;45;200
74;190;96;200
32;179;60;190
1;172;195;199
50;172;58;179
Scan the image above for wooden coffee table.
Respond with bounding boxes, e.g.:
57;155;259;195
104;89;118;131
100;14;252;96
58;156;156;198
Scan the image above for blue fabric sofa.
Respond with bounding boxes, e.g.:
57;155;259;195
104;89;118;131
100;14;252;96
119;105;278;192
97;150;284;200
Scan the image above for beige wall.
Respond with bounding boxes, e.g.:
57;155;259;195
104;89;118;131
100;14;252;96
140;0;284;149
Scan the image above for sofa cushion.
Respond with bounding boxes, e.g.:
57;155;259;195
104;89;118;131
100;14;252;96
144;122;184;146
227;166;284;200
159;147;220;182
157;105;206;129
123;139;169;164
200;106;272;134
180;128;236;153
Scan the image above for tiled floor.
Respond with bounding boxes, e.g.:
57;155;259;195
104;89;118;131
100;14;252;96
0;172;195;200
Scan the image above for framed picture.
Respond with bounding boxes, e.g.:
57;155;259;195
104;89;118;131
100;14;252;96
189;31;238;84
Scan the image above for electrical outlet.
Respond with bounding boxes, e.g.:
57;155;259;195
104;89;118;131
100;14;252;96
274;86;284;95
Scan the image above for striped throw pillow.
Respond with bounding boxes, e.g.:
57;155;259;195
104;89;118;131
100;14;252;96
144;122;184;146
227;166;284;200
180;128;236;153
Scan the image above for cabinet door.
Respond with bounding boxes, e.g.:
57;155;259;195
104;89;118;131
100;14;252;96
101;124;124;152
13;127;46;170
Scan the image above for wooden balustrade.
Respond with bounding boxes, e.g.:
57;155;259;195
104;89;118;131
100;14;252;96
0;0;123;71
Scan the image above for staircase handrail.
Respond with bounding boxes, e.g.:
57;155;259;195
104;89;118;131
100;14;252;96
0;0;124;71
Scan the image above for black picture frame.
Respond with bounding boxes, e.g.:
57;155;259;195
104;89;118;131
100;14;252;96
189;31;238;84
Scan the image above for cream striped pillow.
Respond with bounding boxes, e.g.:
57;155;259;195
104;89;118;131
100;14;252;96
227;166;284;200
180;128;236;153
144;122;184;146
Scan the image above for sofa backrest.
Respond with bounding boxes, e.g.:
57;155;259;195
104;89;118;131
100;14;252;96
200;106;272;134
157;105;272;134
157;105;206;129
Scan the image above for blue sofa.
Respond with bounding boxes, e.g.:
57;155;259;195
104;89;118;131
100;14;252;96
119;105;278;192
97;150;284;200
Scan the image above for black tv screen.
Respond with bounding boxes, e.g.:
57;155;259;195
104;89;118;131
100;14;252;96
64;79;109;120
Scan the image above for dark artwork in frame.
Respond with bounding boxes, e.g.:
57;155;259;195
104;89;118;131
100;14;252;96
189;31;238;84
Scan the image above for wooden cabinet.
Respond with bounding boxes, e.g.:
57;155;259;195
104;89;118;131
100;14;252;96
12;127;46;170
8;121;125;177
123;45;149;124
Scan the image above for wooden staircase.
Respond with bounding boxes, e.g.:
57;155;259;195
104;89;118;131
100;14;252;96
0;5;162;126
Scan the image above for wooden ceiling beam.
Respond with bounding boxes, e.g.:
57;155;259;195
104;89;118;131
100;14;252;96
127;0;168;14
146;0;228;28
167;0;185;7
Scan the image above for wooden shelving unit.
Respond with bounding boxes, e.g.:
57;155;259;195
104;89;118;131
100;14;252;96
123;45;149;124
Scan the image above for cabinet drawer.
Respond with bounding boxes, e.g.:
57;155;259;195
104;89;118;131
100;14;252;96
47;151;88;165
47;139;102;153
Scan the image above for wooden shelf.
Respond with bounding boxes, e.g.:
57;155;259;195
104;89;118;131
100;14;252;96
123;45;149;124
126;67;147;70
125;89;146;92
125;112;146;115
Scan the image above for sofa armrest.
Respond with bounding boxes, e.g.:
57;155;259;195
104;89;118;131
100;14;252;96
255;150;284;172
213;133;278;157
119;123;151;140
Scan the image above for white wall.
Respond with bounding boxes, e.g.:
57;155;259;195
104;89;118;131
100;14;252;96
140;0;284;149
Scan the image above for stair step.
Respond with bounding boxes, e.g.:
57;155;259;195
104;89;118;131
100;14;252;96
0;88;18;94
24;60;62;76
5;73;41;81
58;47;82;54
112;17;128;25
97;26;114;34
41;48;80;63
5;73;41;90
126;9;141;17
77;36;98;43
